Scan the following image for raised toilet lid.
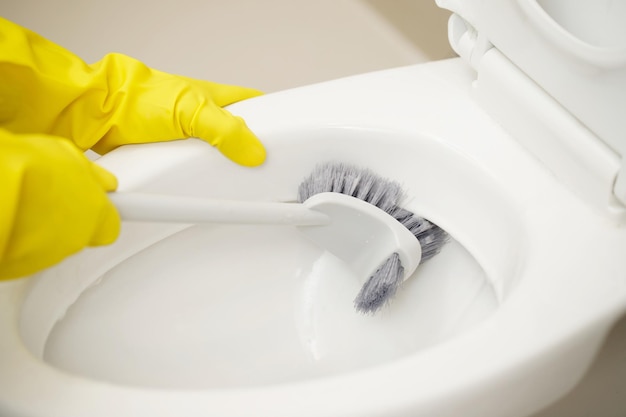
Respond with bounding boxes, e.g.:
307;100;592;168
438;0;626;206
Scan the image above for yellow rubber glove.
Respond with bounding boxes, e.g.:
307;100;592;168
0;17;266;166
0;128;120;280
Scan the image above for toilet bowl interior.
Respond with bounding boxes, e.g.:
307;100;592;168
18;126;527;389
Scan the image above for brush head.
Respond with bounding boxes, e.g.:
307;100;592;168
298;162;448;314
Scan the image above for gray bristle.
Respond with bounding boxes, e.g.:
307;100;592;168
298;163;403;214
390;207;448;263
354;253;404;314
299;162;449;314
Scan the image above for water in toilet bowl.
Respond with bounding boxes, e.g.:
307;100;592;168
42;223;495;389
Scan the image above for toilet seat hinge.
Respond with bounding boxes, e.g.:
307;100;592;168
445;12;493;71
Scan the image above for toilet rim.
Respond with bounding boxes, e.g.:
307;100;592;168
3;60;626;416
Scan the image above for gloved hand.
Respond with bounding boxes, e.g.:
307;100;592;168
0;17;266;166
0;129;120;280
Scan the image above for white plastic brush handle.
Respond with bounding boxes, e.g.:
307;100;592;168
110;191;421;286
108;192;330;226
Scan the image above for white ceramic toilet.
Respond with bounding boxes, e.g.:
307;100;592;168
1;0;626;416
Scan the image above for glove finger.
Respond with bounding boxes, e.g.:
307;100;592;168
89;196;121;246
212;85;263;107
193;104;266;167
184;77;263;107
88;162;120;245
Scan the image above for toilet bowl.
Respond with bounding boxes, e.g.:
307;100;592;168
2;1;626;416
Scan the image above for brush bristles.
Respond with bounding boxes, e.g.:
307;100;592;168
354;253;404;314
390;208;448;263
298;163;403;214
299;162;449;314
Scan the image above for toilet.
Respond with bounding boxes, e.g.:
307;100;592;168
1;0;626;416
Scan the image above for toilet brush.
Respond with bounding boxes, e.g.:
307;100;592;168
297;163;448;313
108;162;448;313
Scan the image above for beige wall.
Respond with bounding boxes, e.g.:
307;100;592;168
3;0;454;92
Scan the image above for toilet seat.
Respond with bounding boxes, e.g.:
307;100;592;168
2;57;626;417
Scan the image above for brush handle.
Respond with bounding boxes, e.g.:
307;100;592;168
108;192;330;226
